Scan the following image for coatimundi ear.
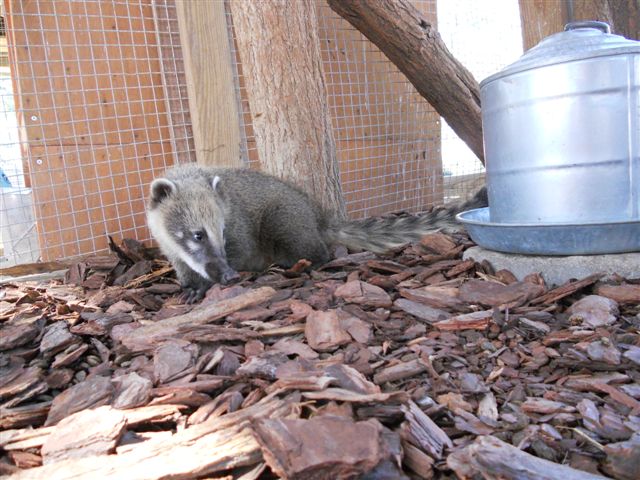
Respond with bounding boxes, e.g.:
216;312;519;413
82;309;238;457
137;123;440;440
211;175;226;200
150;178;176;205
210;175;230;211
211;176;221;192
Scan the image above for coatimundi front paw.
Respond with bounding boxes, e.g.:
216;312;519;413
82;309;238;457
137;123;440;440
180;280;213;304
179;269;240;304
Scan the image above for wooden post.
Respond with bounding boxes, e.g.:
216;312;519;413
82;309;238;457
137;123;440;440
519;1;568;51
326;0;484;165
571;0;639;40
519;0;639;50
175;0;242;167
229;0;346;219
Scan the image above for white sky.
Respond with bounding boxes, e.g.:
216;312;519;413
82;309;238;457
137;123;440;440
437;0;524;175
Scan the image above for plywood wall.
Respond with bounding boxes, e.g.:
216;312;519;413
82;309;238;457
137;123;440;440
5;0;193;261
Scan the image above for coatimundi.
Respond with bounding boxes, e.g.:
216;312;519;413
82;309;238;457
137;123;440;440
147;164;487;302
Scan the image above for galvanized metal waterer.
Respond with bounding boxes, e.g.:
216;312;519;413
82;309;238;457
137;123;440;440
458;21;640;255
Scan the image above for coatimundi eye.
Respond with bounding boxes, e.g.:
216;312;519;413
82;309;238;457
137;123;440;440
193;231;206;242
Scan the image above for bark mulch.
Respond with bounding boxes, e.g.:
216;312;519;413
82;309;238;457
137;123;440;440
0;234;638;479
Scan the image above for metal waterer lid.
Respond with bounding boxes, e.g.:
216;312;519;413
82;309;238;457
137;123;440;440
480;21;640;87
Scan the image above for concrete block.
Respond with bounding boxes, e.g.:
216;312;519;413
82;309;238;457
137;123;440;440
463;247;640;287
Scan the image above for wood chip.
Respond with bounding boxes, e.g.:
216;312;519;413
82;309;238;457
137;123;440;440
400;400;452;460
45;375;114;426
531;273;602;305
393;298;449;323
459;279;543;307
0;323;41;351
603;434;640;480
595;283;640;305
112;373;153;409
420;233;457;255
305;310;351;352
433;310;492;331
448;435;609;480
40;322;80;356
566;295;619;328
373;359;427;385
334;280;392;308
11;423;262;480
254;416;402;479
122;287;276;352
399;286;466;311
41;406;126;464
402;441;434;479
153;340;198;384
302;388;406;403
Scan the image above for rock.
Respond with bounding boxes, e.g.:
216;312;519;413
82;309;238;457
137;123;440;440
566;295;619;328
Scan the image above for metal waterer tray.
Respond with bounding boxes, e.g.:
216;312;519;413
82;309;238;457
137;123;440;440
457;207;640;255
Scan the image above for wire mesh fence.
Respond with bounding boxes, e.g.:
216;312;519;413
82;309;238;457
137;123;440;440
0;0;523;268
315;0;442;219
1;0;193;267
438;0;523;202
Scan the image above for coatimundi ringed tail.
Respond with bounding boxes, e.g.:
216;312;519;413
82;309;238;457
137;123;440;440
147;164;487;303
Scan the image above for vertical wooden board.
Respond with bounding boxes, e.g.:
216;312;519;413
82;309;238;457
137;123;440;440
520;0;639;51
571;0;639;40
518;0;567;51
175;0;241;167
